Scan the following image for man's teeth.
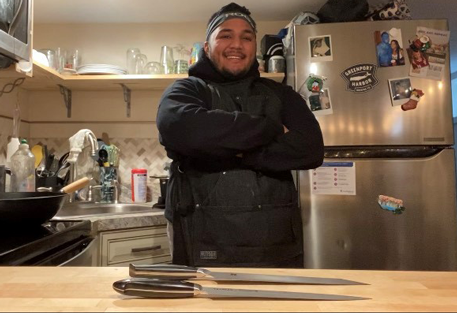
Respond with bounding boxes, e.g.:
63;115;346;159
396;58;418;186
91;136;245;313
227;56;242;59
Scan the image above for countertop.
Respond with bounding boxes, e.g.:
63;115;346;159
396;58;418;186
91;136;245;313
1;267;457;312
54;204;167;233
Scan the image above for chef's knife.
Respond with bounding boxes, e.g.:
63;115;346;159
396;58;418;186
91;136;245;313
113;278;369;301
129;264;367;286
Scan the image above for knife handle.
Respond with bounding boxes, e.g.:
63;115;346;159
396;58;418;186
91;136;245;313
129;264;204;279
113;278;198;298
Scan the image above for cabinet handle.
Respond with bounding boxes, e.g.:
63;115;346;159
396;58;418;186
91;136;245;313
131;245;162;253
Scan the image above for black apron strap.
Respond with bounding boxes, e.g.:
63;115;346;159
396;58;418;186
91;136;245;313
171;162;195;266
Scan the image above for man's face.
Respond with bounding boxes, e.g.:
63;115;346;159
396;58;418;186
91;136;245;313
204;18;257;77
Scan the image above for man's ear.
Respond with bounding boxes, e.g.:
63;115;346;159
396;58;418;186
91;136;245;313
204;41;209;55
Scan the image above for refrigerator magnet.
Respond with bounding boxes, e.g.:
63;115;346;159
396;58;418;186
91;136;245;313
309;35;333;62
407;27;450;81
375;28;405;67
388;77;413;107
312;88;333;116
377;195;405;215
341;63;379;93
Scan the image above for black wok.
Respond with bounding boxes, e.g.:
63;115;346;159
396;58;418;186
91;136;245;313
0;177;90;225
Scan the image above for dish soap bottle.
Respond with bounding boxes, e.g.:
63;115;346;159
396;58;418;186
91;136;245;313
11;139;36;192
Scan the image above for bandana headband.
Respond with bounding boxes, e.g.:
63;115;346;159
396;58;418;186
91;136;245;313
206;12;256;41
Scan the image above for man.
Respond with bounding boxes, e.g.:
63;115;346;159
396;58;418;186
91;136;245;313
377;31;393;67
157;3;324;268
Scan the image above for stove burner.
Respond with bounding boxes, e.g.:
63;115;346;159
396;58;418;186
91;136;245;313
0;220;92;265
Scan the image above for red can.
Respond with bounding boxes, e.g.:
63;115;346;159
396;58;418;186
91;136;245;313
131;168;147;203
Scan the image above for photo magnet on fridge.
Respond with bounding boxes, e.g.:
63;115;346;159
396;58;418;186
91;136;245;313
388;77;424;111
309;35;333;62
375;28;405;67
388;77;412;106
408;27;450;80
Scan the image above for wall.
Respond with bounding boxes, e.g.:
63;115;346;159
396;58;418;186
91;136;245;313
24;21;288;202
0;88;30;164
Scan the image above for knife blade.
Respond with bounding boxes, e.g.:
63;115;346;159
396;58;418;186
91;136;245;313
129;264;367;286
113;278;369;301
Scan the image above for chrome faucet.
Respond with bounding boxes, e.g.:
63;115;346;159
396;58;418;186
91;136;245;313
86;131;99;158
68;130;99;203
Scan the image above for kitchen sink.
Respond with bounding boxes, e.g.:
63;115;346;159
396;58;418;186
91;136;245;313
54;202;160;218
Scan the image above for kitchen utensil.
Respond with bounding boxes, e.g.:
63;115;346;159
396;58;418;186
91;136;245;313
129;264;366;285
76;64;127;75
98;148;109;167
31;145;43;168
113;278;368;301
0;177;90;225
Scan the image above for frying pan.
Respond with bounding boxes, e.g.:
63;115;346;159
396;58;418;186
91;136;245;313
0;177;90;225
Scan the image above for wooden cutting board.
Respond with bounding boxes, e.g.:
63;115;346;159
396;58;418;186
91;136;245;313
0;267;457;312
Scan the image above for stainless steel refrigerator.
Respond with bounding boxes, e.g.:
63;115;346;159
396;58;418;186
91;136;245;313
287;19;457;271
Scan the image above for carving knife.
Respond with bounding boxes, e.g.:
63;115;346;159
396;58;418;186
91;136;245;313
129;264;367;286
113;278;369;301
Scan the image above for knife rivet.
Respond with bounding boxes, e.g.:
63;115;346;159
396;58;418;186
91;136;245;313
258;205;262;209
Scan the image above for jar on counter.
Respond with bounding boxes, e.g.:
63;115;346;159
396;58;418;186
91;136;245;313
268;55;285;73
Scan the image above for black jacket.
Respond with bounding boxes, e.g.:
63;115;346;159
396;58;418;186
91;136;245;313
157;51;324;173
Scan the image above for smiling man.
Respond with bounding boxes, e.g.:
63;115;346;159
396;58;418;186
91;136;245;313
157;3;324;268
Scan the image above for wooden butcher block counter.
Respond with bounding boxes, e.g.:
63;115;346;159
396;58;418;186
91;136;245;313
0;267;457;312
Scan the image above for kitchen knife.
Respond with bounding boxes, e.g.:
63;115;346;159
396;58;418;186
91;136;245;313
113;278;369;301
129;264;367;286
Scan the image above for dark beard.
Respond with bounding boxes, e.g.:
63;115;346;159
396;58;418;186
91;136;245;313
219;68;250;80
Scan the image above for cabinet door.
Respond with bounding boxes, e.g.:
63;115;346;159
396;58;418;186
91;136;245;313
100;226;171;266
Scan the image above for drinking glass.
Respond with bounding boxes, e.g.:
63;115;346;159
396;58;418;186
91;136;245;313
38;49;57;70
144;62;164;74
160;46;174;74
126;48;140;74
174;60;189;74
134;53;148;74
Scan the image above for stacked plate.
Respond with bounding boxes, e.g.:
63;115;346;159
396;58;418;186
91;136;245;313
76;64;127;75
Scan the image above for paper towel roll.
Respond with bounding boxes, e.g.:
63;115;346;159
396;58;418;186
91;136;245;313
6;137;20;164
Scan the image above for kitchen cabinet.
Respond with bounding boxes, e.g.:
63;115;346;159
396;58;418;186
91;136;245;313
99;225;171;266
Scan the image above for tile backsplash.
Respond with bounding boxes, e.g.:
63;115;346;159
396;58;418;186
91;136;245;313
0;134;8;165
26;137;171;204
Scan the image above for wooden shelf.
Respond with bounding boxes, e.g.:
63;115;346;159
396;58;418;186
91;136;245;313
12;62;285;92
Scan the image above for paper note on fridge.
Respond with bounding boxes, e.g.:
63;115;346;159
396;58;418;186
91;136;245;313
311;162;356;195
